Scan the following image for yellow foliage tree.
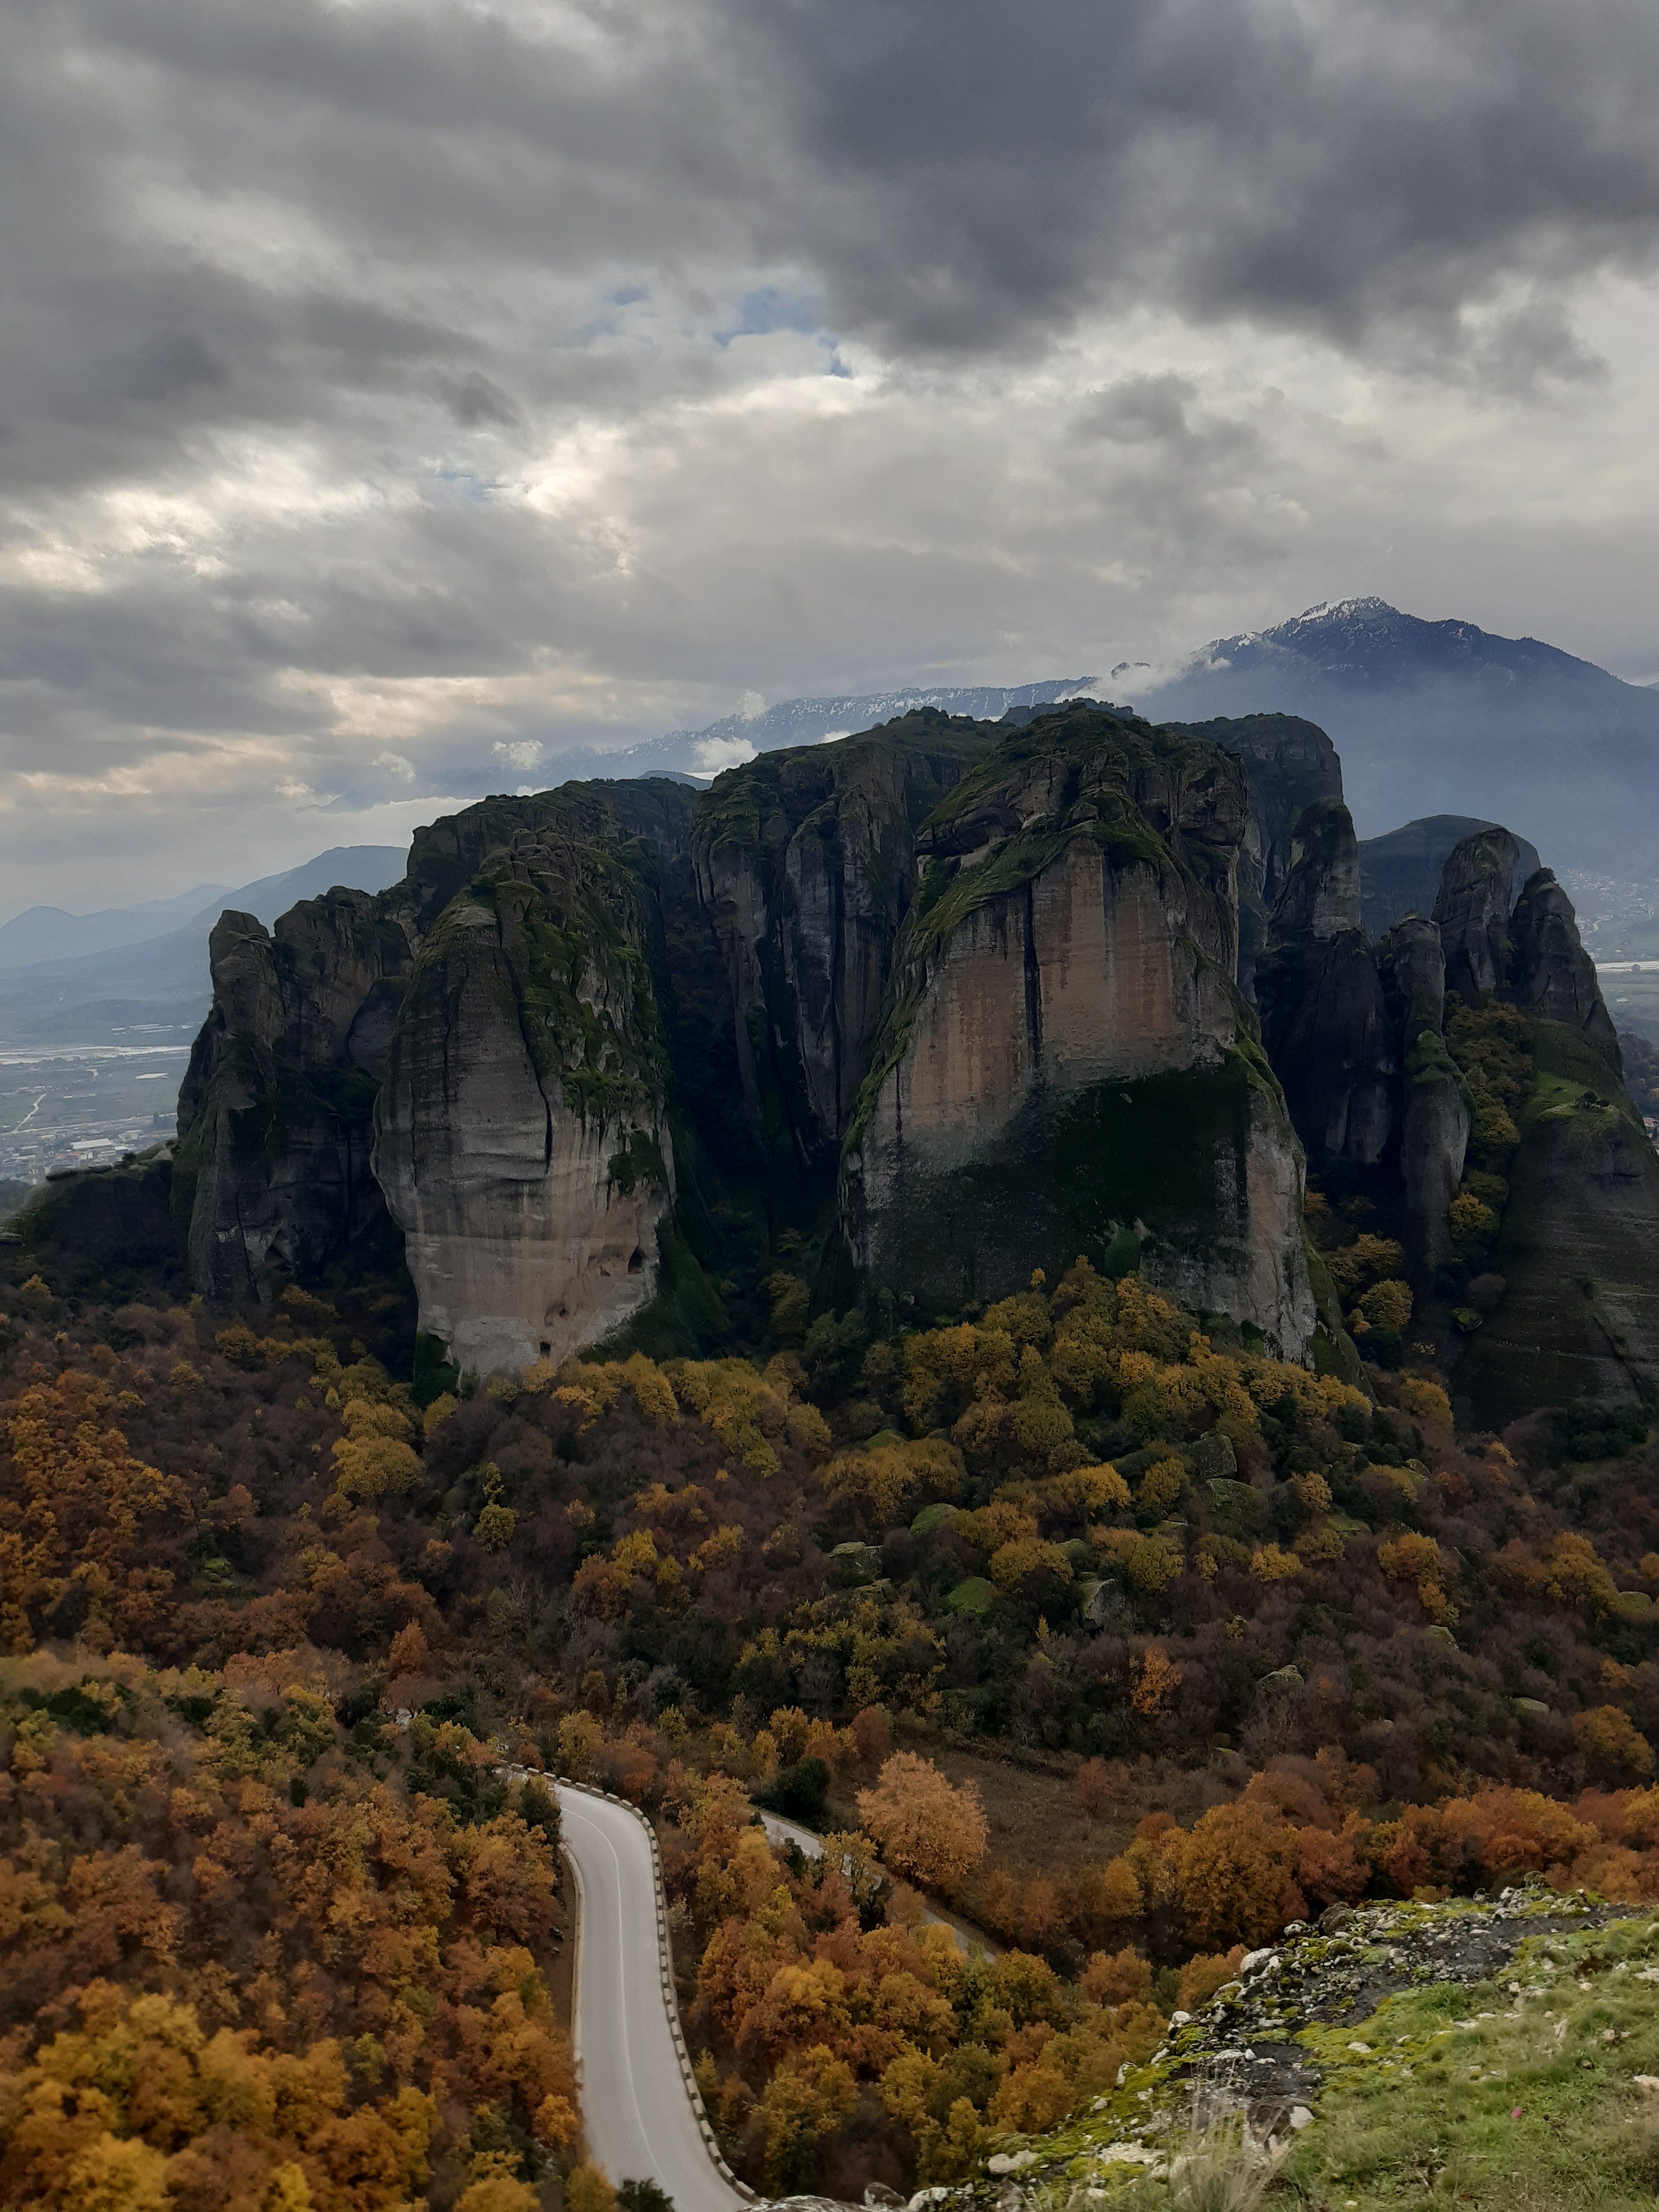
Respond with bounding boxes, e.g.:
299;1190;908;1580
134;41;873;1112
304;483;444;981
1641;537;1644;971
856;1754;988;1888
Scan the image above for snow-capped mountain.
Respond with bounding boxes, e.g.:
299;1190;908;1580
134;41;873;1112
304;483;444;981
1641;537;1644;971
555;677;1098;784
1123;600;1659;871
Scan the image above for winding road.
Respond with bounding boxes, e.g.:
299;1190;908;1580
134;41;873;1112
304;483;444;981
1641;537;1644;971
757;1812;1000;1958
554;1783;749;2212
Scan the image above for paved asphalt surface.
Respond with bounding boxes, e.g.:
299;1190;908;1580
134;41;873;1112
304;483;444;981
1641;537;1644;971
757;1812;999;1958
555;1784;747;2212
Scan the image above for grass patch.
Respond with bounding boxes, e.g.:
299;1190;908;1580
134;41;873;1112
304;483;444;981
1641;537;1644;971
1281;1912;1659;2210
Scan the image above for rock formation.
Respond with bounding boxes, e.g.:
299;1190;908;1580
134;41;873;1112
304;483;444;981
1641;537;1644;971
372;833;676;1377
689;713;992;1162
1358;813;1542;940
1510;867;1621;1070
839;705;1318;1356
1166;713;1346;996
1255;799;1396;1169
173;895;413;1299
1375;914;1468;1270
1433;827;1520;1002
175;780;704;1366
162;704;1657;1412
1437;847;1659;1420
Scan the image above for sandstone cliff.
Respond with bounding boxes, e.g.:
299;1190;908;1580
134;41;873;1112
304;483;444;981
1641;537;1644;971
177;780;704;1373
839;705;1318;1357
168;723;1655;1412
1166;712;1346;996
689;713;992;1162
372;830;676;1377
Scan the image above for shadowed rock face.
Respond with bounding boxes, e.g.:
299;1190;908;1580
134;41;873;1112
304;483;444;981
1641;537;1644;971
1166;713;1346;998
173;895;414;1299
840;706;1317;1356
1435;827;1520;1002
1438;855;1659;1419
1256;799;1396;1170
1357;813;1541;940
1375;914;1469;1272
689;713;993;1161
1453;1024;1659;1420
175;781;699;1364
1511;868;1621;1072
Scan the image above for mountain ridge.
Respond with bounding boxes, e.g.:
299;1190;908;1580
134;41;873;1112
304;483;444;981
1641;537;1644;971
1121;598;1659;871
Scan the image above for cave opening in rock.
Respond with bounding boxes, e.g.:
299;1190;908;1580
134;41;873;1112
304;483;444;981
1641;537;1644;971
627;1247;644;1274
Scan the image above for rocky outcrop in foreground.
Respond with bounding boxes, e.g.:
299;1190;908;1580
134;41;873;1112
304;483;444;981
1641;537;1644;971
947;1884;1647;2205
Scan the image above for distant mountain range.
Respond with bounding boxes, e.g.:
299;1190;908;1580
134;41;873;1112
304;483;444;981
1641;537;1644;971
0;846;406;1047
0;882;231;972
523;678;1098;788
1122;598;1659;872
535;601;1659;878
10;601;1654;1051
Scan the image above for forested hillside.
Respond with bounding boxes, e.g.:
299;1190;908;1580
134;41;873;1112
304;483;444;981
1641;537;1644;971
5;1239;1659;2202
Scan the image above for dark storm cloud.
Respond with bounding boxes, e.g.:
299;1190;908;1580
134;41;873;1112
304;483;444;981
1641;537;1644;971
4;0;1657;509
722;0;1659;355
3;0;1658;902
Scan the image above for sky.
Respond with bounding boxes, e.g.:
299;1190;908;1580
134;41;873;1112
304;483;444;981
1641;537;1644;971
4;0;1659;908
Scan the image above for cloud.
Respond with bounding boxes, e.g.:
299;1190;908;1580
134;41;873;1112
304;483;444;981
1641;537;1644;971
493;739;544;770
3;0;1659;903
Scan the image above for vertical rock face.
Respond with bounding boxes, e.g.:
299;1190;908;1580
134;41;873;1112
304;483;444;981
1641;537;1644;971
1375;915;1469;1270
1167;713;1346;996
689;715;993;1160
1510;867;1621;1071
1255;799;1396;1169
1426;839;1659;1419
1434;828;1519;1002
1453;1071;1659;1418
1357;814;1542;940
177;781;699;1371
840;706;1317;1357
372;842;675;1377
174;896;412;1299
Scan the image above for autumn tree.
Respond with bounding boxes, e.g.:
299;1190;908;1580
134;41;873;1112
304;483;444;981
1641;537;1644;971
856;1754;988;1888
